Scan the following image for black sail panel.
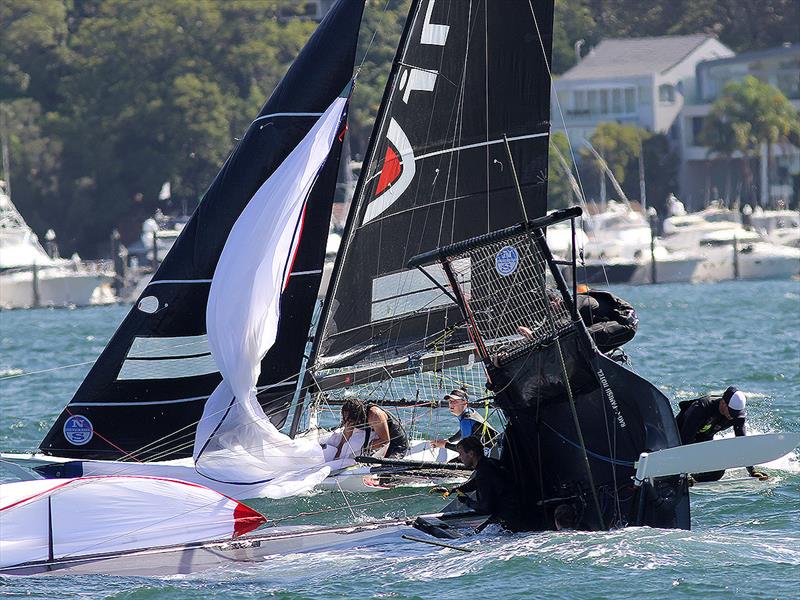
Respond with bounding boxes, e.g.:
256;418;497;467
39;0;364;461
315;0;554;373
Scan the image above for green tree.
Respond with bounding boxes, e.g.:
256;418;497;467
700;75;800;204
626;133;679;216
581;122;649;191
552;0;598;74
548;131;580;208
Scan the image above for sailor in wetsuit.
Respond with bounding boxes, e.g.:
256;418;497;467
676;386;769;482
335;398;409;459
517;287;638;354
449;436;521;531
575;288;638;353
431;388;499;451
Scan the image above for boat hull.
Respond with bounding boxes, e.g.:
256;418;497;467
0;268;110;309
0;511;483;577
0;520;411;577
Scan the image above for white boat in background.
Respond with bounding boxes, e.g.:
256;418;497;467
556;201;703;285
0;182;114;309
747;206;800;249
662;202;800;282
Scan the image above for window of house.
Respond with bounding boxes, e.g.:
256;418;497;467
573;90;587;113
588;90;599;114
659;84;675;103
691;117;705;145
611;89;622;113
624;88;636;112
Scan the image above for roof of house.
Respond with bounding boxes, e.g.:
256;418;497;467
561;34;716;80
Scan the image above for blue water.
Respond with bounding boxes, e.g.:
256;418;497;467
1;280;799;599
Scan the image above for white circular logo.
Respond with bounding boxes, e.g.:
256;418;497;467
63;415;94;446
495;246;519;277
137;295;159;314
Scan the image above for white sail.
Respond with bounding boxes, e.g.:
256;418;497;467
192;95;349;497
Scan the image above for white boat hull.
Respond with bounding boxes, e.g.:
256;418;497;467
629;256;703;284
0;511;484;577
691;243;800;282
0;268;111;309
0;519;412;577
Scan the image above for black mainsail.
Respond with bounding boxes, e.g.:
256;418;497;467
312;0;554;386
39;0;364;461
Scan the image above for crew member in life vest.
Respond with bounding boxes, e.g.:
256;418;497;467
676;386;769;482
431;388;499;451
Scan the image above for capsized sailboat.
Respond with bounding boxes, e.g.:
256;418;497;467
3;0;799;578
3;0;562;495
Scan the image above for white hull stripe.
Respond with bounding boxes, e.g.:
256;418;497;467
289;269;323;277
69;381;298;407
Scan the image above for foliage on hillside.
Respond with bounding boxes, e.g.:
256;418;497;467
1;0;795;255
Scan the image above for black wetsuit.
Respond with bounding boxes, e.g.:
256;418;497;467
577;290;638;353
443;408;499;451
363;404;409;459
676;394;754;481
456;457;521;530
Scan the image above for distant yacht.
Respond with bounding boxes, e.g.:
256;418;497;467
746;205;800;249
551;201;703;285
0;182;113;309
662;200;800;282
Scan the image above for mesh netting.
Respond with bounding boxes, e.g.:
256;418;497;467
311;360;499;441
446;230;573;360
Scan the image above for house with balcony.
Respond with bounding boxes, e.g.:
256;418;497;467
552;34;733;147
681;44;800;208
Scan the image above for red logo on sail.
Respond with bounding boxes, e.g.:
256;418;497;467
362;118;416;224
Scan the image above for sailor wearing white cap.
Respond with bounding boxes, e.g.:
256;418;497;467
675;386;769;482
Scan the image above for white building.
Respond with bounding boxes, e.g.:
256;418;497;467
680;44;800;208
552;34;733;146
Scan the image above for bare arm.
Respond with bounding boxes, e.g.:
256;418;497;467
367;408;391;450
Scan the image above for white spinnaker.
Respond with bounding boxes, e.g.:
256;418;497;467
193;95;348;497
0;476;264;569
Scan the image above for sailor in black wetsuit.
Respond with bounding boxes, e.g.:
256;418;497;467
517;288;637;354
431;388;499;451
336;398;409;459
450;436;521;531
676;386;769;482
575;288;638;353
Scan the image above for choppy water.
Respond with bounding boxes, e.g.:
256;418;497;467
1;280;799;599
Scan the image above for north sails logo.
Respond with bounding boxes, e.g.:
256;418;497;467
362;0;449;224
597;368;626;428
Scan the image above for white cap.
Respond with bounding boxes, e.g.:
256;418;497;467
727;390;746;412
